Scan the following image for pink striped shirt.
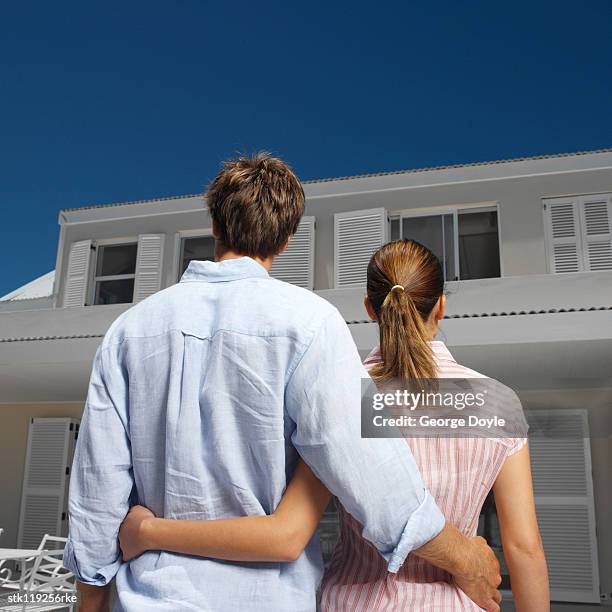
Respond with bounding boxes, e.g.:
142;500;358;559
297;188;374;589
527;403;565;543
320;341;526;612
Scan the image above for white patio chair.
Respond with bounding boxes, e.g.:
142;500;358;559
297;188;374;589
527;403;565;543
0;549;76;611
37;537;66;551
0;536;67;592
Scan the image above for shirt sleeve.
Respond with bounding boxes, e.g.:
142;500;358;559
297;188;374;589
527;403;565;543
285;309;445;572
63;344;133;585
506;437;528;456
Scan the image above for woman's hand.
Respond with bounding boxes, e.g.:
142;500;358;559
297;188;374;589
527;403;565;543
119;505;156;561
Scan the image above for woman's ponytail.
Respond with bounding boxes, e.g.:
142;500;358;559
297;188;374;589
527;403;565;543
367;240;444;384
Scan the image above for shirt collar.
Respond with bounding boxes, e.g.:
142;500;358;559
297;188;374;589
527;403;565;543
363;340;456;368
429;340;456;363
180;257;270;283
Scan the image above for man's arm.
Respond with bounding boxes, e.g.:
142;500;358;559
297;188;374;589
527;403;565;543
63;345;134;609
284;309;501;610
285;309;442;565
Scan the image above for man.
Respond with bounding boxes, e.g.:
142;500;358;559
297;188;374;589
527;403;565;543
64;153;501;611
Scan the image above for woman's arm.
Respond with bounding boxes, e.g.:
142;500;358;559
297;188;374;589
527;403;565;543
492;443;549;612
119;459;331;563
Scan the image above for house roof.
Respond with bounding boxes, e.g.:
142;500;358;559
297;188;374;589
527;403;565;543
302;147;612;184
59;147;612;214
0;271;55;302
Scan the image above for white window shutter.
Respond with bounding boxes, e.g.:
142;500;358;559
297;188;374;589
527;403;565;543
18;418;79;549
63;240;92;307
544;199;583;273
579;194;612;271
270;216;315;289
334;208;388;288
133;234;165;302
528;409;600;603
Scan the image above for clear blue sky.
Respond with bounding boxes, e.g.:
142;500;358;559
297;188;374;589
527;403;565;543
1;0;611;295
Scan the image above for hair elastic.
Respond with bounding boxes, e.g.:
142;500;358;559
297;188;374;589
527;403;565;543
390;284;405;291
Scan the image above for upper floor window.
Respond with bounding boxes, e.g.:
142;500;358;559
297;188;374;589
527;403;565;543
93;243;137;305
176;219;316;290
390;206;501;281
544;193;612;273
458;209;500;280
178;235;215;280
62;234;165;308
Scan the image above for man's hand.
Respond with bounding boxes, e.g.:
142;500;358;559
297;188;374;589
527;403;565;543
119;505;156;561
453;536;502;612
415;525;501;612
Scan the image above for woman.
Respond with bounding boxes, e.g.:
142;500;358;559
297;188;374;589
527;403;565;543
120;240;549;611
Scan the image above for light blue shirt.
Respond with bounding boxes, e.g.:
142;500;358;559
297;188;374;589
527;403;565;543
64;257;445;612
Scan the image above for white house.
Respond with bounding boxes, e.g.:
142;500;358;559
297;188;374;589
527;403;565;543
1;149;611;609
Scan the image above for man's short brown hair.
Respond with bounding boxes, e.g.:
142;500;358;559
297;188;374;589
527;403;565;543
207;152;305;258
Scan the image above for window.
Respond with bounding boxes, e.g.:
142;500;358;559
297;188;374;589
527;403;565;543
179;235;215;279
93;243;137;305
393;207;500;281
544;194;612;273
458;210;501;280
402;213;457;281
